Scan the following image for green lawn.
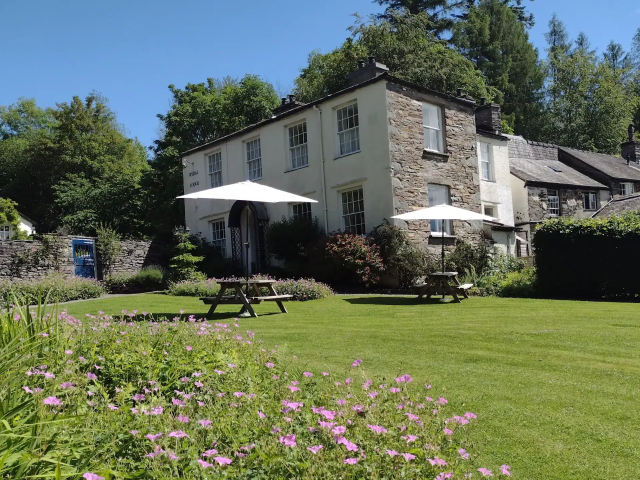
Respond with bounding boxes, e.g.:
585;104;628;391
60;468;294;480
64;294;640;480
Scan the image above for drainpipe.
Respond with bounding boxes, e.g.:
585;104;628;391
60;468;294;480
313;105;329;233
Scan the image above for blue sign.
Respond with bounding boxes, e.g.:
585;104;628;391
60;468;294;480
72;239;96;279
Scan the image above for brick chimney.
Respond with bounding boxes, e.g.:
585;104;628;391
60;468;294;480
621;124;640;164
475;99;502;135
347;56;389;87
273;94;304;116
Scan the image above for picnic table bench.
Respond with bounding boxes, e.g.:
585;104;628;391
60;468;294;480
413;272;472;303
200;279;292;318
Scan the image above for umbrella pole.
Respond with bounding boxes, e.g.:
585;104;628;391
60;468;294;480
441;222;445;273
241;207;251;317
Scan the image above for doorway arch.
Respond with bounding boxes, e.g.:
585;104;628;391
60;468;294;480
228;200;269;275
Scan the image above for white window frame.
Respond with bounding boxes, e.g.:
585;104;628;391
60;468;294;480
210;219;227;257
547;189;560;216
619;182;634;196
428;184;452;235
336;102;360;157
478;142;494;181
0;225;10;241
483;204;496;219
245;138;262;181
292;202;312;220
340;187;366;235
207;151;223;188
288;121;308;170
423;102;444;153
583;192;597;211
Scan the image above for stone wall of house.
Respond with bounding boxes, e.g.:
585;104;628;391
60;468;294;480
0;236;169;281
386;82;482;255
527;187;589;221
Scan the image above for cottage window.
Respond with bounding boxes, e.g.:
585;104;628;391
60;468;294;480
336;103;360;156
423;103;444;153
619;182;634;196
547;189;560;215
207;152;222;188
211;219;226;257
289;122;308;170
341;188;365;235
292;202;312;220
428;184;452;234
478;142;494;181
483;205;495;218
0;226;9;240
246;138;262;181
583;192;597;211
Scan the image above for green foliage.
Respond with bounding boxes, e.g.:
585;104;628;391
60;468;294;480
106;266;166;294
0;197;28;239
294;13;497;104
0;273;104;304
168;230;205;282
496;267;537;298
445;240;491;275
314;233;385;288
10;235;66;277
96;224;122;277
265;216;324;276
460;253;526;296
369;221;430;288
534;214;640;299
189;234;236;279
0;95;150;237
452;0;545;136
149;76;280;239
167;278;220;297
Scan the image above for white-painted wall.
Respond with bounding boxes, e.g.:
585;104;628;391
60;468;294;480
0;215;35;239
181;81;394;255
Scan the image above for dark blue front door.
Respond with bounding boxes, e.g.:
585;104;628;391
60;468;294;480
72;239;96;278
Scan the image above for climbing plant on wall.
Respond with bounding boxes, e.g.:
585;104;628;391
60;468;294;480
0;198;28;240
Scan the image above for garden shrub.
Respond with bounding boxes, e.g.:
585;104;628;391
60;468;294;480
445;240;491;275
10;307;512;478
265;277;333;301
496;268;538;298
190;234;236;278
106;265;166;294
0;273;105;304
461;254;527;297
369;222;430;288
534;214;640;299
168;230;205;282
167;278;220;297
265;216;324;277
96;224;122;277
311;233;384;288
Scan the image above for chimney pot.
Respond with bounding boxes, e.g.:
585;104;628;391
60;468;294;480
281;97;287;106
288;94;296;104
358;60;365;69
368;56;376;65
457;88;463;97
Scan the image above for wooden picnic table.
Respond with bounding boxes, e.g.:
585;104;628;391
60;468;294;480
414;272;472;303
200;279;292;318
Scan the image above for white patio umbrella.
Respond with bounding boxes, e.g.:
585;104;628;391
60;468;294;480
392;204;497;273
178;181;318;296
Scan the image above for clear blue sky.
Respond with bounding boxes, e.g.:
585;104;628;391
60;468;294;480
2;0;639;150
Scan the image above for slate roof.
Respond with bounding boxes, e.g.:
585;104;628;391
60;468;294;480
593;194;640;217
559;147;640;181
505;135;607;188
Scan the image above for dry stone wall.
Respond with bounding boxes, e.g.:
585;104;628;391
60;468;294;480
386;82;483;254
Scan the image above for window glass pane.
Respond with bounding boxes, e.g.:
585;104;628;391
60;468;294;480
211;220;226;257
289;122;309;169
428;184;452;234
341;188;365;235
246;139;262;180
423;103;443;152
292;202;312;220
208;152;223;188
337;104;360;156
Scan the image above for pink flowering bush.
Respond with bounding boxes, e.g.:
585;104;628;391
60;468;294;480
5;306;513;478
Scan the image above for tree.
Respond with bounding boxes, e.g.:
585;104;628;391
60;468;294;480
373;0;459;38
604;41;631;75
148;75;280;239
294;14;497;104
168;230;204;282
452;0;545;136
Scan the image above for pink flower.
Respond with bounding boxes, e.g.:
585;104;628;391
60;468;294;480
367;424;387;434
401;453;416;461
43;396;62;406
331;426;346;435
271;427;281;434
428;458;448;466
213;456;232;465
172;398;185;407
464;412;477;419
108;404;119;410
198;419;212;427
145;433;163;441
344;458;358;465
132;393;145;401
129;430;138;435
44;372;55;379
307;445;323;454
352;359;362;367
258;411;266;418
435;473;453;480
395;374;413;383
65;350;73;355
145;445;165;458
438;396;448;405
185;346;192;351
321;372;329;376
197;459;214;468
500;465;511;476
401;434;418;443
443;427;453;435
265;362;275;368
214;370;226;375
168;452;180;461
233;392;244;397
345;378;353;385
390;387;401;393
86;372;97;381
303;371;313;377
458;448;470;460
319;421;336;428
478;468;493;477
180;377;190;383
288;386;300;392
168;430;189;438
202;449;218;457
83;474;104;480
175;414;189;423
386;449;398;457
279;434;297;447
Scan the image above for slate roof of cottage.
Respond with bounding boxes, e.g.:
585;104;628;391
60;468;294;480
559;147;640;181
592;194;640;217
505;135;606;188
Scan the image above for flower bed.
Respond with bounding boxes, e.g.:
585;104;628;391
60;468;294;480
0;273;105;304
5;306;512;478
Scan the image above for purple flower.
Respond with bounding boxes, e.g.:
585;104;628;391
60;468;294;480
175;414;189;423
303;371;313;377
386;449;398;457
132;394;145;402
401;453;416;461
198;419;212;427
202;448;218;457
458;448;470;460
367;424;387;435
352;359;362;367
500;465;511;476
265;362;275;368
213;456;232;465
145;433;163;442
279;434;296;447
86;372;97;381
43;396;62;406
197;459;213;468
168;430;189;438
478;468;493;477
307;445;323;454
83;474;104;480
344;458;358;465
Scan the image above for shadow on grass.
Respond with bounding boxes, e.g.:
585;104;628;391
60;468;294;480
109;311;285;322
343;296;461;306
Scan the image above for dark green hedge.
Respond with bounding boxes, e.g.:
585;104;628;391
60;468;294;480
533;214;640;299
